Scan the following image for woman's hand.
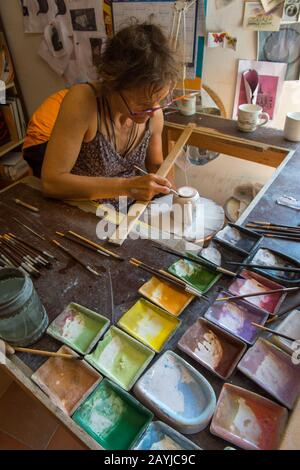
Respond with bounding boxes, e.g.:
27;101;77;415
126;174;172;201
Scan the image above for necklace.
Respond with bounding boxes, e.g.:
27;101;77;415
102;96;138;157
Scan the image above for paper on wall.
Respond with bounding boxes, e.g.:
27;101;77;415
38;20;73;75
21;0;72;34
243;69;259;104
232;59;287;123
207;32;237;50
282;0;300;23
260;0;284;14
258;24;300;81
73;32;106;82
68;0;105;35
215;0;236;9
243;1;283;31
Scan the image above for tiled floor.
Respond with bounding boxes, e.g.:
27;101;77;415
0;367;88;450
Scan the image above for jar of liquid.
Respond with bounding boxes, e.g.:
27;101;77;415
0;268;48;346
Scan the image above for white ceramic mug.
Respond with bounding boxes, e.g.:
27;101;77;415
237;104;269;132
178;96;197;116
284;112;300;142
173;186;200;226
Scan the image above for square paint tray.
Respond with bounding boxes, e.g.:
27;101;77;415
31;346;102;415
72;378;153;450
204;293;269;344
199;240;247;273
134;421;201;450
133;350;216;435
245;246;300;286
138;276;194;317
117;298;181;353
213;223;261;255
47;303;110;355
167;258;221;294
237;338;300;409
178;318;247;380
228;269;287;315
271;309;300;355
85;326;155;391
210;383;288;450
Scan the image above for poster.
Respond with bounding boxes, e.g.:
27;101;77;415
232;60;287;123
282;0;300;23
73;32;106;81
258;24;300;80
243;2;282;31
260;0;284;13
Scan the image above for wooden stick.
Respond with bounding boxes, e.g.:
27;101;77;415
68;230;123;260
56;232;109;258
109;124;195;246
227;262;300;273
251;322;298;343
52;240;101;277
14;198;39;213
248;220;300;231
217;286;299;302
4;342;81;360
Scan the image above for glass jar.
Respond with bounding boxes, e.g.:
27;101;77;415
0;268;49;346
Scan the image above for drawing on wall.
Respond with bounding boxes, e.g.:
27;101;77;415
207;32;237;51
243;2;282;31
37;0;49;15
21;0;72;33
233;60;287;123
55;0;67;17
258;24;300;80
260;0;285;13
70;8;97;31
90;37;103;66
282;0;300;23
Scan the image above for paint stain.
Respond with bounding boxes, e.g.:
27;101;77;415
134;351;216;434
72;379;153;450
238;338;300;409
178;318;246;379
47;303;110;354
211;384;288;450
204;294;269;344
117;299;180;352
168;259;220;294
138;276;194;316
85;326;154;391
31;346;102;414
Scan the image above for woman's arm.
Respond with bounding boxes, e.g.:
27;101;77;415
42;85;171;201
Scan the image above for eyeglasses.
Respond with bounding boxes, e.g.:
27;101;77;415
119;91;198;118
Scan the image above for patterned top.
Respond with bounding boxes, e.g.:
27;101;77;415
71;84;151;209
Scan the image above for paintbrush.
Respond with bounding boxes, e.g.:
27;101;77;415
133;165;180;197
227;261;300;273
52;240;102;276
248;220;300;231
216;286;300;302
13;198;39;213
130;257;208;299
68;230;124;260
4;234;49;267
246;224;300;235
8;233;54;260
4;342;83;360
12;217;46;241
251;322;298;343
264;234;300;242
56;231;109;257
0;243;39;277
1;235;46;268
152;244;237;277
247;227;300;238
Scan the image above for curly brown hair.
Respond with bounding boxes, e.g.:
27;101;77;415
98;23;181;95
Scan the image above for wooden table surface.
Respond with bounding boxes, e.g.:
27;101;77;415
1;115;300;450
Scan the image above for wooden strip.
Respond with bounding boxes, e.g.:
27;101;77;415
109;124;195;246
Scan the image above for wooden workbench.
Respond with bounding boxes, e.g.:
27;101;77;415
1;114;300;450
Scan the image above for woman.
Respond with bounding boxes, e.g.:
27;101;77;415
40;23;181;208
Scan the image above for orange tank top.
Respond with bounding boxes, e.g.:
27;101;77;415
23;89;69;149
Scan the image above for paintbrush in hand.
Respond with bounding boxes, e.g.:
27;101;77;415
133;165;180;197
251;322;298;343
216;286;300;302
